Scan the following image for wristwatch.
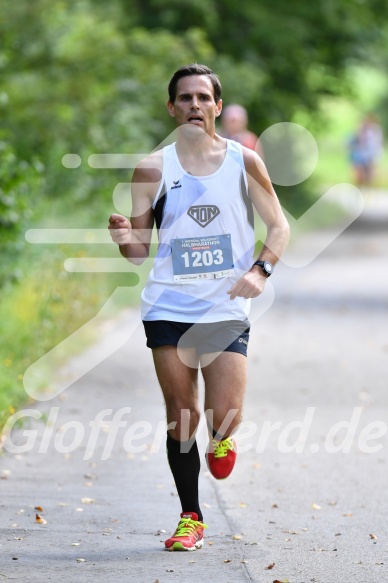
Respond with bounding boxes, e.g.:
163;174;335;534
252;259;274;277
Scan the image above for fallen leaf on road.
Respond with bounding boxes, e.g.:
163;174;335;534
272;503;279;508
328;500;337;506
166;569;174;572
81;498;95;504
84;473;98;480
239;502;247;508
224;559;232;563
266;562;275;570
35;514;47;524
203;503;211;508
342;513;353;517
233;534;243;540
34;506;43;512
208;541;213;545
241;559;248;564
71;543;81;546
312;503;321;510
76;558;86;562
369;533;378;540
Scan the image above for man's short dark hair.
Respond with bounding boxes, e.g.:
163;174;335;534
168;64;222;104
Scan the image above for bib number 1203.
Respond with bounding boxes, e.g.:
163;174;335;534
181;249;223;268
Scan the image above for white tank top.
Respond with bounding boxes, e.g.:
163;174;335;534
141;139;256;323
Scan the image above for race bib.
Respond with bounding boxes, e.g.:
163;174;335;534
171;234;234;282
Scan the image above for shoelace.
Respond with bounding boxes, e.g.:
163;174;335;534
174;518;208;537
212;437;235;458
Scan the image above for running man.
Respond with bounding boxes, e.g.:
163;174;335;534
108;64;290;551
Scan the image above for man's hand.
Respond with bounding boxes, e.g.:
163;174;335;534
227;268;267;300
108;213;132;245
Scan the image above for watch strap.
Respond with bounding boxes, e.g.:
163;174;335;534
252;260;273;277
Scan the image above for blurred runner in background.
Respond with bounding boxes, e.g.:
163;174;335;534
221;103;264;159
348;113;384;186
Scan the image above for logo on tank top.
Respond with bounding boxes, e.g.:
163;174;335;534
187;205;220;228
171;180;182;190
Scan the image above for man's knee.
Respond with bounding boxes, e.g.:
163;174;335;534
166;400;201;440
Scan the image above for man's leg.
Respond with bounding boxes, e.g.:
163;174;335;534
152;346;203;520
201;351;247;479
202;351;247;436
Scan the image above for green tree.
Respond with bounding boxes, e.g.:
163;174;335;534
127;0;388;126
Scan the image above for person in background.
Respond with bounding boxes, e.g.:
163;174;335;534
348;113;384;186
221;103;264;158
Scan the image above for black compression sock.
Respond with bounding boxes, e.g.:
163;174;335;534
212;428;224;441
166;433;203;522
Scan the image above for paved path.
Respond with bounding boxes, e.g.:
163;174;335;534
1;191;387;583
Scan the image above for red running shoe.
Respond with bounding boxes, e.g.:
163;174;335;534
164;512;208;551
206;436;237;479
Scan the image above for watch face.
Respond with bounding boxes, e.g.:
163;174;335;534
264;261;273;274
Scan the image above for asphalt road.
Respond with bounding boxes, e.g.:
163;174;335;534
1;192;387;583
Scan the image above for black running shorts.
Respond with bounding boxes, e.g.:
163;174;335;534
142;319;250;357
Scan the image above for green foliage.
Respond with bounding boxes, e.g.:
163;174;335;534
0;138;45;286
0;0;217;218
128;0;388;128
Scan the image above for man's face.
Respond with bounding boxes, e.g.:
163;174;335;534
167;75;222;135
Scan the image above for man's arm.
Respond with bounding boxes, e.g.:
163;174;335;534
108;152;162;265
227;148;290;300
